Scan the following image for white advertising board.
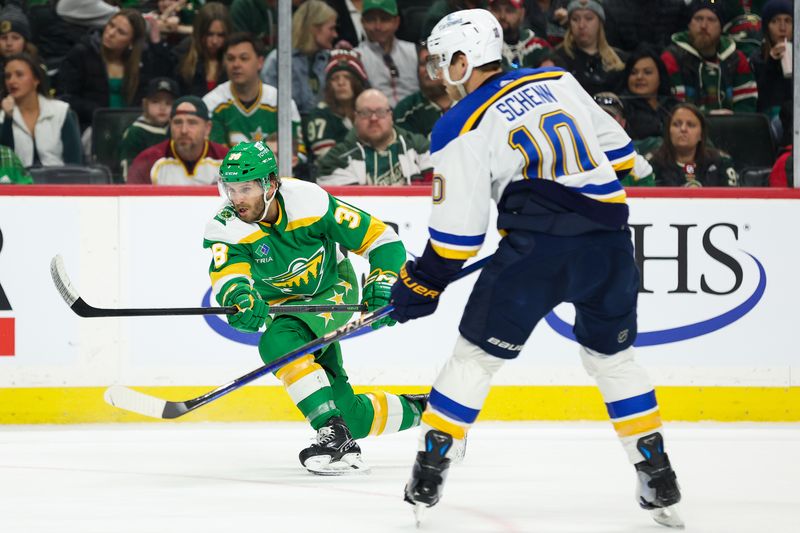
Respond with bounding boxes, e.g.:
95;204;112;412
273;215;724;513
0;193;798;390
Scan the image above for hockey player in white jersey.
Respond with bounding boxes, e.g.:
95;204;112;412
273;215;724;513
389;9;683;529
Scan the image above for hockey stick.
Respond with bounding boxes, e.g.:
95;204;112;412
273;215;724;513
104;255;491;419
50;255;366;317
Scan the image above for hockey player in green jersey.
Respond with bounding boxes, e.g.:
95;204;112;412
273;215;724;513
203;141;426;475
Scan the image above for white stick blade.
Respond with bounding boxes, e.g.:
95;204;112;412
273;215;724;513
50;255;80;306
104;385;167;419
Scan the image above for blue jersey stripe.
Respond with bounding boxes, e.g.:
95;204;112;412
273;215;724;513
604;141;635;162
569;180;624;195
429;388;481;424
429;227;486;246
606;390;658;419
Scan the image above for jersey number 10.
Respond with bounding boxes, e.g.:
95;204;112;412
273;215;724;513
508;110;598;180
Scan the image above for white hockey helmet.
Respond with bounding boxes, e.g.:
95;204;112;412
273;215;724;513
425;9;503;87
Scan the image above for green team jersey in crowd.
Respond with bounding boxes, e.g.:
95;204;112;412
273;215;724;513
305;102;352;158
119;117;169;179
203;178;404;320
393;91;447;139
0;145;32;184
203;81;306;157
500;28;552;71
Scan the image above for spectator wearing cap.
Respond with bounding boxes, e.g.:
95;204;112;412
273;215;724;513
661;0;758;114
316;88;432;185
592;91;655;187
261;0;338;116
393;43;452;139
552;0;628;96
56;0;120;29
0;52;81;167
490;0;553;70
357;0;418;107
127;96;229;185
57;9;173;131
619;45;678;141
173;2;231;97
305;47;369;158
601;0;689;54
119;77;179;180
0;6;38;65
749;0;792;121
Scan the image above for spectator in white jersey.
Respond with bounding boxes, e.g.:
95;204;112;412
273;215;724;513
128;96;229;185
357;0;419;107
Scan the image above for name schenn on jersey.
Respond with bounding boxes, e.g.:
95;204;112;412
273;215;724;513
495;84;558;122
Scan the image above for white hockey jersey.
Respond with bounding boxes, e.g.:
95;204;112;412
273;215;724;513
427;68;635;261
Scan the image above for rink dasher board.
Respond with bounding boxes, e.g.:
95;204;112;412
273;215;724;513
0;188;798;423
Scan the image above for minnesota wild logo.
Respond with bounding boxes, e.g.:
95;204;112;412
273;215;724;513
265;246;326;294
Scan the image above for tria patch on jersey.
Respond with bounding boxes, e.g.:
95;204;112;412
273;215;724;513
255;243;271;258
265;246;326;294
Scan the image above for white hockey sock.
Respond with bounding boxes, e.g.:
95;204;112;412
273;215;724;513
580;346;663;464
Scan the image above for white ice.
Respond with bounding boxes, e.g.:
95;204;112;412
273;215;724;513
1;422;797;533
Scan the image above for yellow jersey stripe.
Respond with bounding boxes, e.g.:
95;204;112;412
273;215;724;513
209;262;251;285
612;410;663;437
239;229;269;244
285;215;322;232
460;71;565;134
353;217;388;256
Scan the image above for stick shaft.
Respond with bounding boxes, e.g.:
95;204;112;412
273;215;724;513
72;302;366;317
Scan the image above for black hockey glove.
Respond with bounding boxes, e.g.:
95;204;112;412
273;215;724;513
389;261;446;323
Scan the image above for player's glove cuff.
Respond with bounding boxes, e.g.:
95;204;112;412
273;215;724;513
362;269;399;329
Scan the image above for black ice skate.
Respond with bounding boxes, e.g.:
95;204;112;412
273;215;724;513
298;416;369;475
634;432;684;529
404;429;453;526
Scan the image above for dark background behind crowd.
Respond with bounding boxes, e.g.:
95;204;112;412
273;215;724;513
0;0;793;187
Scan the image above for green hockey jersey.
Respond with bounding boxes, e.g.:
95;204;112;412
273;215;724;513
202;81;306;157
203;178;405;310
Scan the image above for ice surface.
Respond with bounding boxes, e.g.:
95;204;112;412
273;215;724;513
0;422;797;533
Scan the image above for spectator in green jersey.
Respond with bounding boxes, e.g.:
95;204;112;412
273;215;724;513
489;0;553;69
393;44;452;139
316;88;432;185
120;77;178;180
305;46;369;159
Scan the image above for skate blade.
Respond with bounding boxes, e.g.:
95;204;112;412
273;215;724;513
650;506;685;529
413;503;427;528
304;453;371;476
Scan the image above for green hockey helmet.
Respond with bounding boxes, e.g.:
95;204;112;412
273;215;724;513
219;141;278;185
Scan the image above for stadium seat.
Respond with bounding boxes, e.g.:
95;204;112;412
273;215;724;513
90;108;141;183
706;113;777;173
28;165;112;184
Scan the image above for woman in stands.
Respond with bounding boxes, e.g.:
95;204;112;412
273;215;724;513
749;0;792;129
619;45;677;141
57;9;170;131
174;2;230;97
1;53;81;166
647;104;739;187
305;46;368;159
551;0;626;95
261;0;338;116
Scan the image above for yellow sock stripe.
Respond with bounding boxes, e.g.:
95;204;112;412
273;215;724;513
421;411;467;440
613;410;663;437
367;391;389;436
275;354;316;385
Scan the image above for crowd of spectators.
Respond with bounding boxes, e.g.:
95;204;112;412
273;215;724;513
0;0;794;187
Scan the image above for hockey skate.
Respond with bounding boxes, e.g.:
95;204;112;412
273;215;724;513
404;429;453;527
299;416;369;475
634;432;684;529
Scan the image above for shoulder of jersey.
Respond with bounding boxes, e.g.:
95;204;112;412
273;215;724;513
202;82;234;113
430;67;566;155
204;201;261;244
260;83;279;105
279;178;330;227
